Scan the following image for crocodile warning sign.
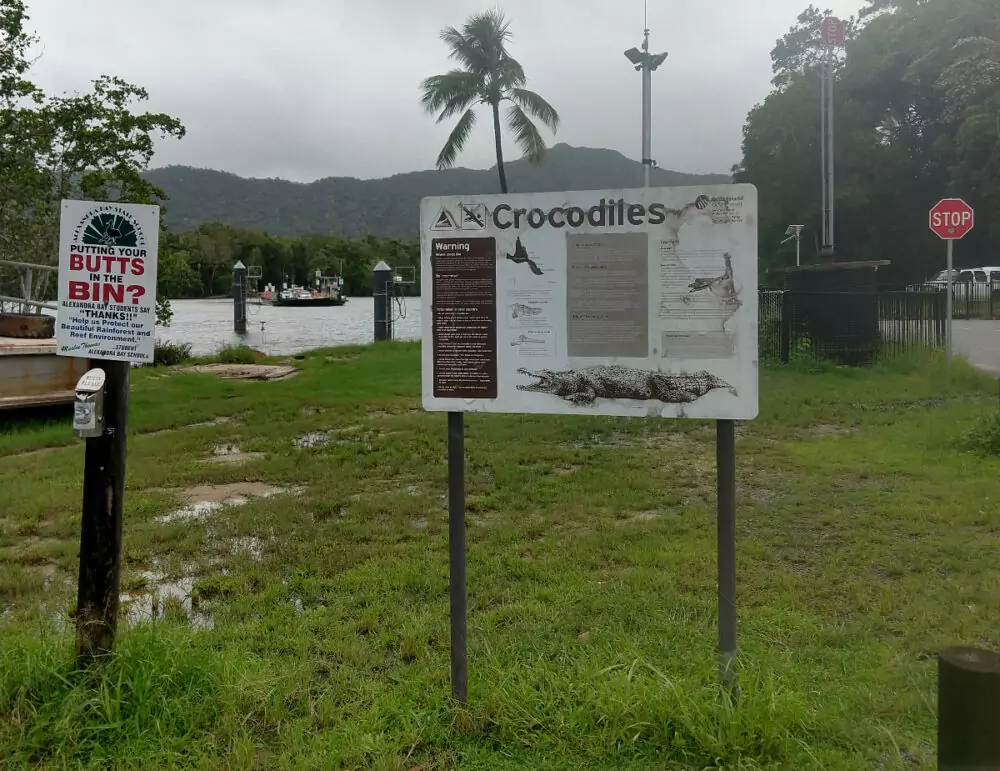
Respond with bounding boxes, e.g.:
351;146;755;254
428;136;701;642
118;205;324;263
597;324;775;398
430;237;498;398
419;185;759;420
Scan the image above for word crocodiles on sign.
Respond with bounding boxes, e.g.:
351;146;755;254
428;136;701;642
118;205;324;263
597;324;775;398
516;365;734;406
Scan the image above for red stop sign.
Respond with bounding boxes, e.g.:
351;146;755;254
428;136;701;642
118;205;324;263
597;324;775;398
820;17;845;46
929;198;975;240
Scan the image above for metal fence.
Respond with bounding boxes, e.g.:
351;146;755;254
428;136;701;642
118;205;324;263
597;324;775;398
907;280;1000;320
759;289;946;364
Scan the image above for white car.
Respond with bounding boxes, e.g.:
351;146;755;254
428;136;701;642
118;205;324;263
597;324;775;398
908;268;1000;292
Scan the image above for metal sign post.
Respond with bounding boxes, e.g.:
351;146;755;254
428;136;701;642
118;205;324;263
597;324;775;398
716;420;737;686
447;411;468;703
929;197;975;369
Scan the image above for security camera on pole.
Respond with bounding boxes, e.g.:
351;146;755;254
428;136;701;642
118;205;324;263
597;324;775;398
624;25;667;188
782;224;805;267
819;16;845;256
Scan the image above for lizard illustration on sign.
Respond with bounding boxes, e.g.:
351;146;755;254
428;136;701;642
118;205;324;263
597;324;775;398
516;365;734;406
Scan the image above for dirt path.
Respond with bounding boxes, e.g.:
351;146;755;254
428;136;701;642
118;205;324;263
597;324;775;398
953;320;1000;376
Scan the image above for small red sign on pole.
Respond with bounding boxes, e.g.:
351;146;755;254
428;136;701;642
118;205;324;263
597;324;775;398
820;17;846;47
929;198;975;240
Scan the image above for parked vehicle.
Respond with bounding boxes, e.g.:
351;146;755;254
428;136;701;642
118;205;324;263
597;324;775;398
907;267;1000;293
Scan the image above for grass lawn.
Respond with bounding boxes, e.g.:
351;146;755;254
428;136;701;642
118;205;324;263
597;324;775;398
1;342;999;769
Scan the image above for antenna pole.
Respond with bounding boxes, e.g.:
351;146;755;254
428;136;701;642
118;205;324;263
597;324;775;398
642;28;651;188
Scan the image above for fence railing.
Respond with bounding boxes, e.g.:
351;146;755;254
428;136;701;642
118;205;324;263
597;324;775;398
906;280;1000;320
760;289;946;364
0;259;57;314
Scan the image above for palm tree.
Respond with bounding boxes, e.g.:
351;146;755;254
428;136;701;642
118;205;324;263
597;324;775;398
419;8;559;194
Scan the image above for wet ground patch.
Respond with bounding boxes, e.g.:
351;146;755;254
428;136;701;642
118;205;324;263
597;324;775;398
180;364;298;381
201;443;265;465
153;483;303;523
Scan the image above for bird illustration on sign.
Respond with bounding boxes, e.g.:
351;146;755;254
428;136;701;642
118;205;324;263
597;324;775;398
505;237;543;275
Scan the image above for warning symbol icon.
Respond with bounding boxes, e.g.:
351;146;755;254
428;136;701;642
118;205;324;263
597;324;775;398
459;202;486;230
431;206;458;231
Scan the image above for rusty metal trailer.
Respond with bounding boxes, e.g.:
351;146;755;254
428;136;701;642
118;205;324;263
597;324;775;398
0;336;91;410
0;259;91;410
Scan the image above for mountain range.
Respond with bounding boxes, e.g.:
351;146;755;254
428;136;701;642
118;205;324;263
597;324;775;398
144;143;731;239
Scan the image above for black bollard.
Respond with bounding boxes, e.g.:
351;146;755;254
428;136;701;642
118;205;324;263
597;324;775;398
938;646;1000;769
373;260;392;342
233;260;247;335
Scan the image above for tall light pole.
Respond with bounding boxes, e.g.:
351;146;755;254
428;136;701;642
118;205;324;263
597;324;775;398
783;224;805;267
819;17;845;256
625;28;667;188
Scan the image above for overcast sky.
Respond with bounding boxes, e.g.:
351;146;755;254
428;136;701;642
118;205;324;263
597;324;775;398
25;0;860;182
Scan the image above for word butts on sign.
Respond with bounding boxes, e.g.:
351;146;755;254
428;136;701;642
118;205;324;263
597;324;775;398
419;185;759;420
929;198;975;240
56;200;160;364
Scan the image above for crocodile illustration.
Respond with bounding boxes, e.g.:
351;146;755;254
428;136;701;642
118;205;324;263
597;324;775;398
688;253;735;296
510;303;542;320
510;334;545;346
516;365;733;406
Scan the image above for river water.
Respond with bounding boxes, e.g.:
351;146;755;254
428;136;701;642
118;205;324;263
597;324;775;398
157;297;423;356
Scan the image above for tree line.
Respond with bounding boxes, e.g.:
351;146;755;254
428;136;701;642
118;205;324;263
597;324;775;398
737;0;999;285
3;0;997;309
158;224;419;299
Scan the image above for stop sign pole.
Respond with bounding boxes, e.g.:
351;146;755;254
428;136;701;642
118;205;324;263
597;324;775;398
929;198;975;369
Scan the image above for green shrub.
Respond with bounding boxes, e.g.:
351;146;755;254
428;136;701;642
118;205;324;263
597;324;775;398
216;343;258;365
958;410;1000;457
152;340;192;367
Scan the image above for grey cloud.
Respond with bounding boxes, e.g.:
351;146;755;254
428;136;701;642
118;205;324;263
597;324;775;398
25;0;860;181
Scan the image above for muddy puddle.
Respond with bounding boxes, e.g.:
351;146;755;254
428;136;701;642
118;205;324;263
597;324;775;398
294;432;330;449
144;416;234;438
293;426;363;449
121;569;214;630
202;444;265;465
155;483;303;523
186;416;233;429
229;535;264;561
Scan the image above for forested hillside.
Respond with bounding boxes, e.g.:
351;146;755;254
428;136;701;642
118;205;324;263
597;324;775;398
145;144;730;238
737;0;1000;284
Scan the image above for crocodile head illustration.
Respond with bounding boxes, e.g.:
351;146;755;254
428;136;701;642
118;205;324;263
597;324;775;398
516;367;558;393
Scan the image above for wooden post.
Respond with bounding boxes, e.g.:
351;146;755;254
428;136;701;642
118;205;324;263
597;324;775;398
75;360;129;661
938;646;1000;769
